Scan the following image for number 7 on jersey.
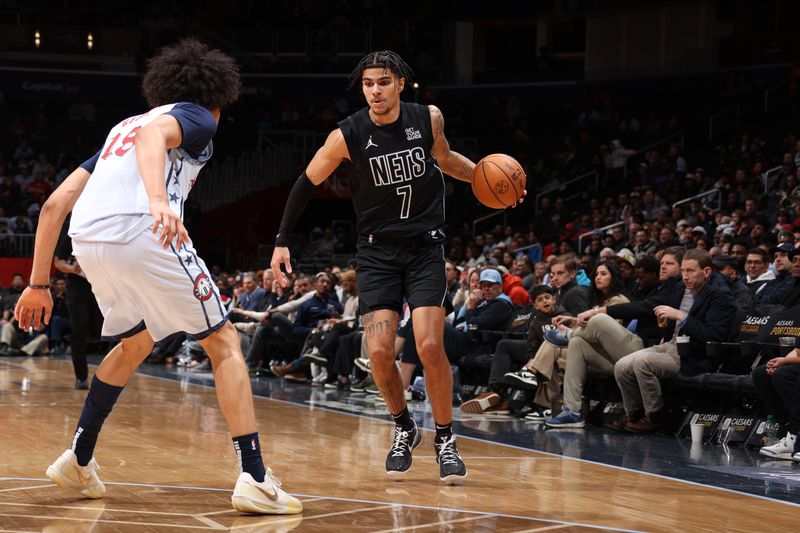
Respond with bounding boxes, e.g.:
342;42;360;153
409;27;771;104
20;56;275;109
396;185;412;219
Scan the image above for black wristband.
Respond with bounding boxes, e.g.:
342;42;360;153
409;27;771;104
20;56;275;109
29;284;50;290
276;172;318;248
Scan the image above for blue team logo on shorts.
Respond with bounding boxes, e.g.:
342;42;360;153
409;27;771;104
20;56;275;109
193;273;214;301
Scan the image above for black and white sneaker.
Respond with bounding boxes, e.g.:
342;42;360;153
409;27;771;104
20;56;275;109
386;420;422;478
525;407;551;422
435;435;467;483
504;368;539;389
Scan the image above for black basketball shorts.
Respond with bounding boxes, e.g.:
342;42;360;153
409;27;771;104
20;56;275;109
357;239;449;316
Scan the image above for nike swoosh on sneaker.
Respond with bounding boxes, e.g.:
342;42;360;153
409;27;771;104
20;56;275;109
255;483;279;501
73;465;92;485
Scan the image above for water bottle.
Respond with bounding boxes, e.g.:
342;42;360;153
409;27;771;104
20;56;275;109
765;415;778;446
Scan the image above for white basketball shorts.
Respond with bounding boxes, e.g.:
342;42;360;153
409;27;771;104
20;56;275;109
72;229;228;342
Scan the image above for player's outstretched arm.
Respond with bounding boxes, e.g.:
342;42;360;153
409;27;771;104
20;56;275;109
15;167;92;330
429;105;475;183
271;128;350;287
134;115;189;248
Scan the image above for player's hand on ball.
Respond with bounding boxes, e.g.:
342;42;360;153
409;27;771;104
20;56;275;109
150;201;188;248
14;287;52;331
512;188;527;208
271;246;293;288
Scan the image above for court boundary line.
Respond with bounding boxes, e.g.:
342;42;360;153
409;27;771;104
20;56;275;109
0;478;642;532
135;369;800;511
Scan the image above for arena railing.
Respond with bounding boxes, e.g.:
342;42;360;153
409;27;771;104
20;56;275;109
0;233;35;258
764;80;790;114
622;131;685;181
763;164;783;194
672;188;721;213
708;105;740;142
472;211;508;238
534;170;598;218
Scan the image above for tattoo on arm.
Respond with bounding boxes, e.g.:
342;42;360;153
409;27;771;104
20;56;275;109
430;105;474;182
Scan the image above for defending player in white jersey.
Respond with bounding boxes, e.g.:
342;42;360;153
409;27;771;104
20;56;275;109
14;38;302;515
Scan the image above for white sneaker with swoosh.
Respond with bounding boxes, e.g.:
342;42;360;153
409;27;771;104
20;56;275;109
232;469;303;515
46;449;106;499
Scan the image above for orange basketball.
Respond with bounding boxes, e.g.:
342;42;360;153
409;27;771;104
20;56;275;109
471;154;526;209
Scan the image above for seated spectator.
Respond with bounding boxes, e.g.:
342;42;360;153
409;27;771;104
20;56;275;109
231;271;267;319
512;257;535;292
445;260;460;303
548;255;589;315
270;272;343;381
772;248;800;308
760;244;796;305
630;255;660;301
614;248;637;294
566;249;735;433
632;229;657;259
745;248;774;299
304;269;360;384
0;319;48;357
241;275;314;373
499;266;531;306
1;273;26;324
453;268;481;317
753;348;800;461
48;278;71;353
712;255;754;313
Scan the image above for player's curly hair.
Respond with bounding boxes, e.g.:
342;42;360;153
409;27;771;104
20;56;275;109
349;50;414;89
142;38;240;110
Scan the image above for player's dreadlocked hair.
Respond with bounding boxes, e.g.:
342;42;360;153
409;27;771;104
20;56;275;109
142;38;240;110
348;50;414;89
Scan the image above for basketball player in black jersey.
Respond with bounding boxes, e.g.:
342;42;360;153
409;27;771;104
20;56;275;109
272;51;513;482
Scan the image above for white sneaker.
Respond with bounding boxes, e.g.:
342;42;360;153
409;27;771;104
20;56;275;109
231;470;303;515
760;432;797;460
46;449;105;499
311;368;328;384
354;357;371;373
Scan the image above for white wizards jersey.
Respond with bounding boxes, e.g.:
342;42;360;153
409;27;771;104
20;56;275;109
70;102;215;243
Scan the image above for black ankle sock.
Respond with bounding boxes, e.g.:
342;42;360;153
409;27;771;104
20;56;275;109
232;432;267;483
435;423;453;444
73;377;124;466
391;407;414;430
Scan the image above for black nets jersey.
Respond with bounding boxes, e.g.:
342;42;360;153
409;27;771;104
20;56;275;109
338;101;445;240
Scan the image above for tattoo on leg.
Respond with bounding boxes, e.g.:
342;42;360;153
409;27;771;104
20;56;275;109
363;313;395;339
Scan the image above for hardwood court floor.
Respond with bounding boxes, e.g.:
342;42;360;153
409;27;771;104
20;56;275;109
1;357;798;532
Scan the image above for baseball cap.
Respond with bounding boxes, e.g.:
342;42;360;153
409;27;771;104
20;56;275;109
692;226;707;235
771;243;795;256
676;219;689;228
479;269;502;285
314;271;331;281
711;255;738;270
615;248;637;267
